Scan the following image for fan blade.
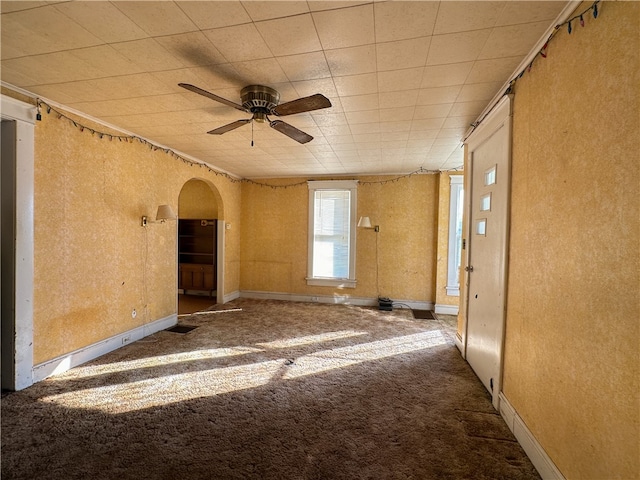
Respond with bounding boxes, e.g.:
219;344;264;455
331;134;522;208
272;94;332;116
208;119;252;135
270;120;313;144
178;83;249;113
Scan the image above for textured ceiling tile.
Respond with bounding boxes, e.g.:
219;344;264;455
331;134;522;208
2;51;104;84
466;56;521;84
53;1;148;43
379;107;415;122
1;6;103;58
408;131;438;142
334;73;378;97
427;30;492;66
112;1;197;36
421;62;474;88
456;82;501;102
310;112;348;127
1;1;48;13
232;58;289;85
478;21;551;60
89;73;177;100
340;94;379;112
433;1;504;35
0;0;564;177
155;32;226;67
496;1;567;26
241;1;309;21
378;68;424;93
377;37;431;72
67;99;139;118
319;125;352;137
292;78;338;98
350;123;381;135
255;14;321;56
414;104;453;120
411;117;446;131
277;52;331;82
379;120;412;133
189;64;245;90
177;1;251;30
30;80;116;103
111;39;186;72
374;1;438;42
406;141;435;153
437;127;467;138
68;45;147;77
203;24;272;62
433;137;462;147
345;110;380;125
325;45;376;76
0;63;41;87
307;1;370;12
417;86;462;105
313;4;374;50
443;115;476;129
378;90;419;109
449;101;487;118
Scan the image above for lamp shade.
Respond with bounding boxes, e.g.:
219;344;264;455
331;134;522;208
357;216;372;228
156;204;177;221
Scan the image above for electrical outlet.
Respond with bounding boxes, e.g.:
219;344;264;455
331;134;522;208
131;309;137;318
311;296;319;302
122;335;131;345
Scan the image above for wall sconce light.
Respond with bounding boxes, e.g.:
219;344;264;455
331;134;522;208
141;204;177;227
357;216;379;232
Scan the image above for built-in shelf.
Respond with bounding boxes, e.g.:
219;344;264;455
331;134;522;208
178;219;217;296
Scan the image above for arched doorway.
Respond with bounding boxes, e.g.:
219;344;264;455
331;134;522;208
177;179;225;315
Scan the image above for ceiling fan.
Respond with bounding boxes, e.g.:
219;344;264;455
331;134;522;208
179;83;332;144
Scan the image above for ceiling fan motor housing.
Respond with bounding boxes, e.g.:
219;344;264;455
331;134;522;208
241;85;280;122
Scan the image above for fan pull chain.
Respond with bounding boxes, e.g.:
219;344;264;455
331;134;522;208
251;121;254;147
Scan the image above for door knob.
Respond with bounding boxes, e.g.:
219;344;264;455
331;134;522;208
465;265;474;272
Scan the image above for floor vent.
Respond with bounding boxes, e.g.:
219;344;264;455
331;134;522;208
412;309;436;320
166;325;198;334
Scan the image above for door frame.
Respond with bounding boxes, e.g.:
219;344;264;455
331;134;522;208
461;94;513;409
1;94;36;391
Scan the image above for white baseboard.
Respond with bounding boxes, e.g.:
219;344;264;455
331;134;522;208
434;303;459;315
32;314;177;383
224;290;240;303
455;333;464;355
238;290;433;310
499;393;565;480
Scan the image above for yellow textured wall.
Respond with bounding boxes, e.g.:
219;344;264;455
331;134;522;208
503;2;639;479
178;178;218;219
240;174;438;302
23;99;241;365
435;172;463;309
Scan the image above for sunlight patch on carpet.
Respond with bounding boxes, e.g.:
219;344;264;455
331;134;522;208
256;330;368;349
283;331;447;379
52;347;264;380
41;331;448;414
41;360;284;414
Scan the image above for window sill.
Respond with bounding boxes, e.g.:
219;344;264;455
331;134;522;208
446;286;460;297
306;277;356;288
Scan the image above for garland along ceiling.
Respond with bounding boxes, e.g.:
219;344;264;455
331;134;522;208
1;1;568;178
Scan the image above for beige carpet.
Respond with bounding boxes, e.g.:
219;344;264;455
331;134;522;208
1;299;539;479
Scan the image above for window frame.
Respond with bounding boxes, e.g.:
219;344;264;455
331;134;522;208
306;180;358;288
446;175;464;296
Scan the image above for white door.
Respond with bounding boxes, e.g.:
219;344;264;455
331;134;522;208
464;96;512;409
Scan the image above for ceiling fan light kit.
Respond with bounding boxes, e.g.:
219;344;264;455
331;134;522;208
179;83;331;145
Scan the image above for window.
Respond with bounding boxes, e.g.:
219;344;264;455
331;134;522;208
446;176;464;296
307;180;357;287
